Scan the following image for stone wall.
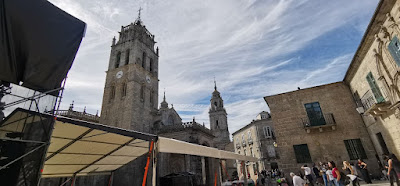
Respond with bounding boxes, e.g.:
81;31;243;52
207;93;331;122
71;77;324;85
264;82;380;176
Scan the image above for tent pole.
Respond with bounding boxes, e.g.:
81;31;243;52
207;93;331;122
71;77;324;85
108;172;114;186
201;157;206;185
142;140;154;186
214;170;217;186
70;175;76;186
152;142;157;186
221;160;230;181
218;159;222;185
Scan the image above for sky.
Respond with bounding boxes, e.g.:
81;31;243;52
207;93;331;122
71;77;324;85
37;0;379;135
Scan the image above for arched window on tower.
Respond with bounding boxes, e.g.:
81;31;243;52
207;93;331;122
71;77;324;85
215;120;219;129
140;85;145;101
125;49;130;65
150;90;154;107
110;85;115;101
142;52;147;69
149;58;153;72
115;52;121;68
121;82;127;97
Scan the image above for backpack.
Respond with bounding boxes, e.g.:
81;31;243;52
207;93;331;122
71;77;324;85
339;172;350;185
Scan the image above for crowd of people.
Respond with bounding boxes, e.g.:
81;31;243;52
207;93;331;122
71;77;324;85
230;153;400;186
289;154;400;186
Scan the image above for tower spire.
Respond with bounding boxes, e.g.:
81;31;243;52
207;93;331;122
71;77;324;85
161;88;168;109
163;88;166;102
214;77;217;91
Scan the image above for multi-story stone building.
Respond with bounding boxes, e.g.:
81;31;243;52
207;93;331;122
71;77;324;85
264;82;380;176
344;0;400;159
232;111;277;181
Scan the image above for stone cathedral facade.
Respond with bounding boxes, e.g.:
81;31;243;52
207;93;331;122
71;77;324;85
99;16;233;185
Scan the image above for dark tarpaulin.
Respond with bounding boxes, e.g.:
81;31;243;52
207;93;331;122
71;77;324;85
0;0;85;93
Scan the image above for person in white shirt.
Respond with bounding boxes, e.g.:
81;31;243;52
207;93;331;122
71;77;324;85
291;172;305;186
301;165;314;186
326;169;335;186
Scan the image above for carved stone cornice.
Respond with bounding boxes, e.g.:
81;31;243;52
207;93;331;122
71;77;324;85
378;26;390;42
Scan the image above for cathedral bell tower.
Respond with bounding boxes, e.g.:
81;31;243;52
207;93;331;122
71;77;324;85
100;11;159;133
209;80;230;149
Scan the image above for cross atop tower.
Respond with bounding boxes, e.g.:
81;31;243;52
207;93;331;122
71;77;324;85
135;7;143;24
138;7;142;20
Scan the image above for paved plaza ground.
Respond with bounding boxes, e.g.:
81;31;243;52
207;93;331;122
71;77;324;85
359;180;390;185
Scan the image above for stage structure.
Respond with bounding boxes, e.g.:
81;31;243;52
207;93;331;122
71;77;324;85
0;109;258;186
0;0;86;185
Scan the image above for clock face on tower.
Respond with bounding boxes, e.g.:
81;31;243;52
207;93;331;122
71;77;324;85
116;71;123;79
146;75;151;83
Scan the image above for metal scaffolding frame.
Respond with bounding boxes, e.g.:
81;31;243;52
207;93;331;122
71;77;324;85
0;80;65;186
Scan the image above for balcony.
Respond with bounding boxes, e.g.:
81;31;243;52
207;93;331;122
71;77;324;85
242;141;247;147
236;142;241;149
300;113;336;133
248;138;253;145
361;90;391;117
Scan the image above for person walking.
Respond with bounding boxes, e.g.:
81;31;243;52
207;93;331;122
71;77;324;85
326;167;335;186
291;172;305;186
357;159;372;184
384;154;400;186
342;161;359;186
313;163;323;185
302;165;314;186
319;162;328;186
328;161;344;186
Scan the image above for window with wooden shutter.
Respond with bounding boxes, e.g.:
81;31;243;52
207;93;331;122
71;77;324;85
388;36;400;66
366;72;385;103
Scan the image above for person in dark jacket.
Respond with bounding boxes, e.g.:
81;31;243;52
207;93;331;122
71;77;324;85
384;154;400;186
357;159;372;184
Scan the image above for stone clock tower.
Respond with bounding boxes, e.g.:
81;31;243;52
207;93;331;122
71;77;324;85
100;15;159;133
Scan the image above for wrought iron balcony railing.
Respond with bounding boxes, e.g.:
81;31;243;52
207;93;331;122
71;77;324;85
360;89;391;116
300;113;336;133
301;113;335;128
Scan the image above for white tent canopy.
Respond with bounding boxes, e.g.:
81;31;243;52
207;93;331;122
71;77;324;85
0;108;257;180
158;137;257;162
0;109;157;178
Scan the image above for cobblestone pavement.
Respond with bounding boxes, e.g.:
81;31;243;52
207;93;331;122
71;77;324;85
359;180;390;185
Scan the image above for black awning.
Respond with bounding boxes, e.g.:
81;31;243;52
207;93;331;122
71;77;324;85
0;0;86;93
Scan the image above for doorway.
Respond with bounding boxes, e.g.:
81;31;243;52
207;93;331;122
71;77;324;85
376;132;390;155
